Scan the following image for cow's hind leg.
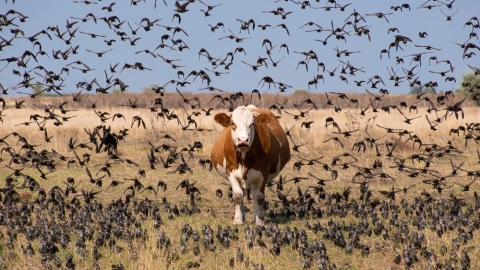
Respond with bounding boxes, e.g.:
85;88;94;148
229;176;245;224
251;187;265;225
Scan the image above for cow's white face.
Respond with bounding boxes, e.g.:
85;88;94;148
230;106;256;152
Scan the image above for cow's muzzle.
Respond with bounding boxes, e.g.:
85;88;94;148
236;143;250;152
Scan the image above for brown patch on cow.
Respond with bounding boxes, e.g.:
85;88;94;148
242;164;248;180
254;114;272;126
214;113;231;128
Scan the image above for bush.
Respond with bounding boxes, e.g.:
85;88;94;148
112;88;123;94
456;72;480;105
32;83;45;97
292;88;308;95
142;84;160;93
409;85;435;95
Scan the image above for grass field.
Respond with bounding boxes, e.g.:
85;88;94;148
0;92;479;269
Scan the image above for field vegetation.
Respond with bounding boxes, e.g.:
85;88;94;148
0;91;479;269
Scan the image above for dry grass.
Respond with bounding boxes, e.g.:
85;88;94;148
0;92;479;269
3;90;478;111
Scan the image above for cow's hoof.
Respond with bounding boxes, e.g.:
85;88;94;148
255;219;264;226
233;220;243;225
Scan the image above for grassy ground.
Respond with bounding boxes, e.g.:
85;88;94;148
0;92;479;269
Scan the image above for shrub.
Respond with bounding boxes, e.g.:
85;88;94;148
456;72;480;105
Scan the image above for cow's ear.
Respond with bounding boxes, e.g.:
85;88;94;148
255;114;271;126
214;113;230;127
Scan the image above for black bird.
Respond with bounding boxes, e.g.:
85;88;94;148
273;23;290;35
86;167;105;187
131;116;146;129
106;179;124;191
458;179;476;192
78;188;102;204
86;48;112;57
215;189;223;198
175;1;190;13
14;100;25;109
124;177;144;191
393;35;412;51
397;108;422;124
289;136;309;153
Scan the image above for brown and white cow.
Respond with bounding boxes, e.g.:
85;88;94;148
211;105;291;225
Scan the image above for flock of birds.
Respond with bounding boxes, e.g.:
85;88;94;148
1;0;480;269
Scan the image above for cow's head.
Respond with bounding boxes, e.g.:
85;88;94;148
214;106;271;153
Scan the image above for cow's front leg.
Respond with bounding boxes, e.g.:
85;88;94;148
229;176;245;224
251;187;265;225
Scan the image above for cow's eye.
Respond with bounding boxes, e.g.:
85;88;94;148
230;121;235;126
251;121;256;126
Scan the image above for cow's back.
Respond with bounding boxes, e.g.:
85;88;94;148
250;108;290;178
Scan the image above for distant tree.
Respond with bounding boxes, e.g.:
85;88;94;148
455;72;480;105
112;88;123;94
142;84;159;93
409;85;436;95
32;83;45;96
293;88;308;95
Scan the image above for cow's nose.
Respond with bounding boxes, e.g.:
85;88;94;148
238;137;249;144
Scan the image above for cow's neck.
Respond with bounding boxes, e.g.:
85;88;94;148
236;149;254;161
236;150;249;180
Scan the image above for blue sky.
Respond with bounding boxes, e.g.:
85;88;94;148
1;0;479;96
